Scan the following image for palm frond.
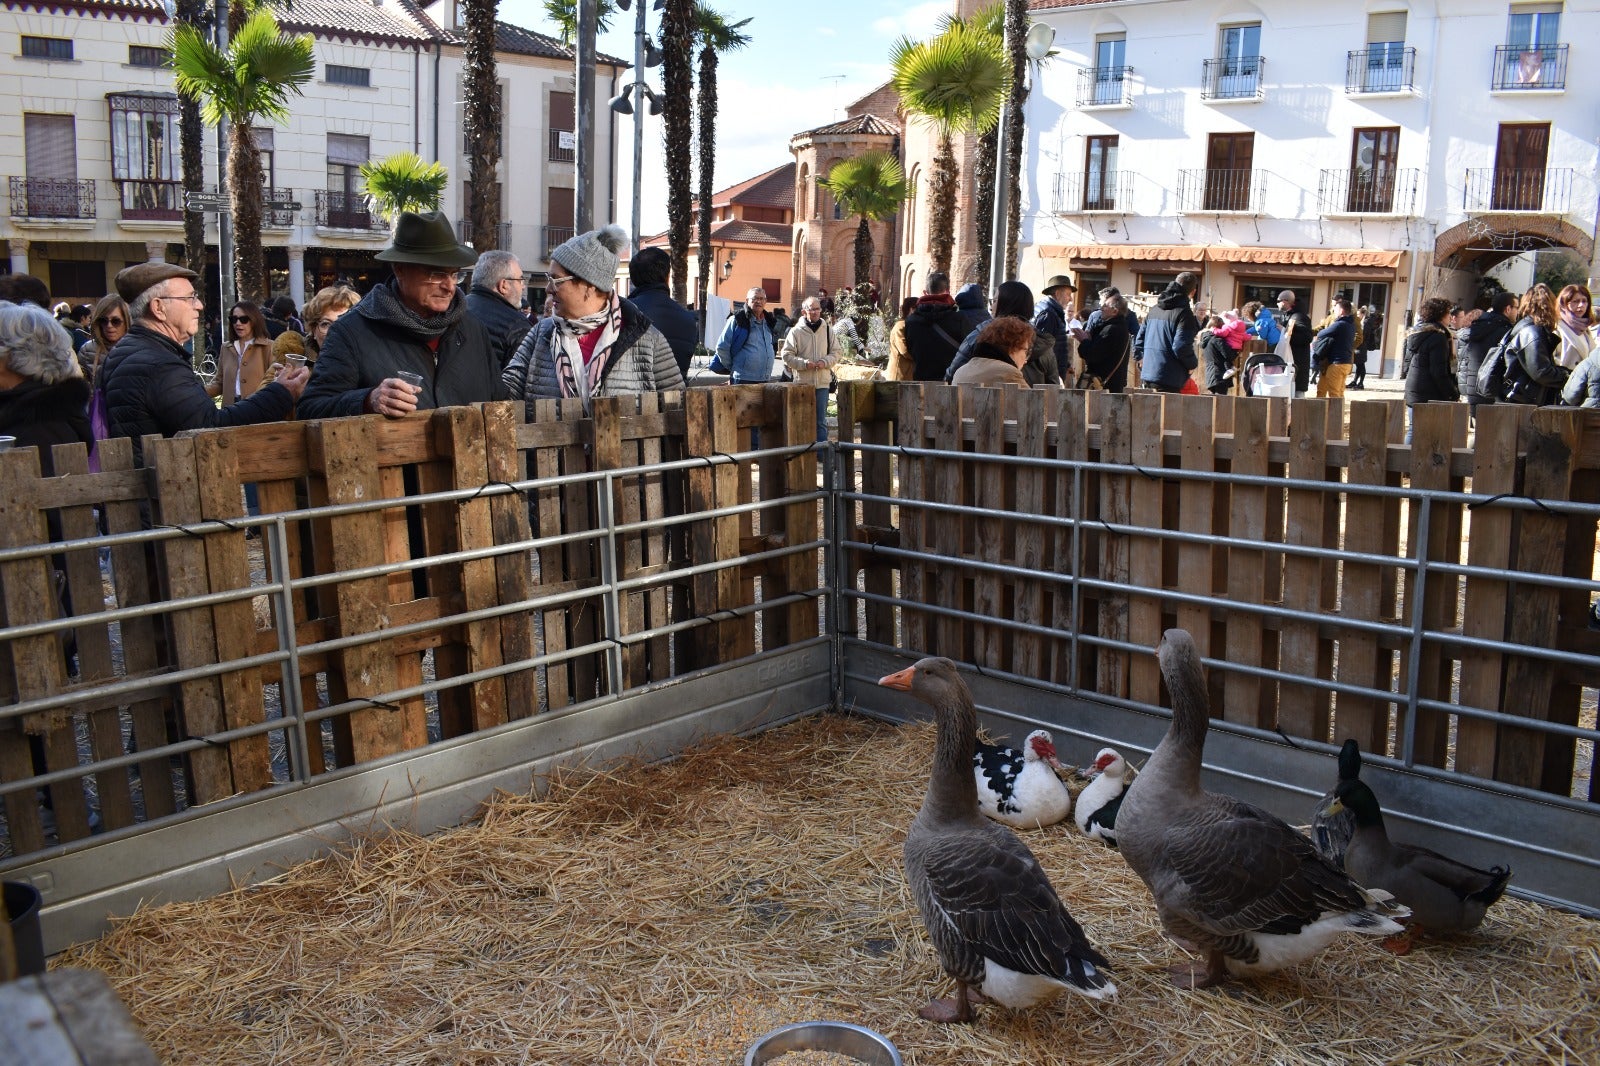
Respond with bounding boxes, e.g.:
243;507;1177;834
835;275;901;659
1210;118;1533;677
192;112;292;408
360;153;449;217
890;21;1008;135
820;151;907;222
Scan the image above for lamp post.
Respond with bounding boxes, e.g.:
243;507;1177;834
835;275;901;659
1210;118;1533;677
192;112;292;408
610;0;664;254
987;21;1056;298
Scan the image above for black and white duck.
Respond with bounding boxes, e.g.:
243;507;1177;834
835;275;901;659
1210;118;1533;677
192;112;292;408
1114;629;1409;988
1073;747;1128;848
1318;777;1512;954
973;729;1073;830
881;657;1116;1022
1311;738;1364;866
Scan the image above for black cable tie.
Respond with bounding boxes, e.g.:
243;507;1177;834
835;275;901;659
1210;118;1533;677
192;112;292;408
468;480;519;500
359;698;401;712
1276;727;1308;751
1132;464;1162;482
185;732;228;749
1468;491;1555;514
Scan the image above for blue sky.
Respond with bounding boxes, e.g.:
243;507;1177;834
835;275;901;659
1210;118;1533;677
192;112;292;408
496;0;956;239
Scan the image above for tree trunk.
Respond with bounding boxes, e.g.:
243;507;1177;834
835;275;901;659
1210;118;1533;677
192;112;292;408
1003;0;1028;280
854;216;873;288
464;0;502;250
973;126;997;286
175;0;208;360
696;44;717;321
662;0;696;305
928;131;956;276
228;122;266;302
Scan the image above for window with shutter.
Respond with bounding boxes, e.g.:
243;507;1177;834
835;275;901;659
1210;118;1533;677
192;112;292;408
25;113;76;179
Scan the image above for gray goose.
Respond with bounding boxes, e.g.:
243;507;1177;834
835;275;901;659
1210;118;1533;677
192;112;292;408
880;657;1115;1022
1115;629;1408;988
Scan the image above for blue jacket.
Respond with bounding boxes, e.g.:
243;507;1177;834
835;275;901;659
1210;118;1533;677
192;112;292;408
1248;306;1281;346
1135;285;1200;391
955;283;991;334
716;309;776;383
629;282;698;376
1312;314;1357;366
1032;296;1070;368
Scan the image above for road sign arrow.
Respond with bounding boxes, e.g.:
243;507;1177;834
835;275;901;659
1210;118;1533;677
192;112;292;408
264;200;303;211
185;192;229;211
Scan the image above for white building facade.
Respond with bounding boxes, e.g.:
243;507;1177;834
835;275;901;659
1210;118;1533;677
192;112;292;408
0;0;623;306
1023;0;1599;367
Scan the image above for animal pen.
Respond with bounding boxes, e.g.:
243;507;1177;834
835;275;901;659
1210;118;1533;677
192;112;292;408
1;383;1597;965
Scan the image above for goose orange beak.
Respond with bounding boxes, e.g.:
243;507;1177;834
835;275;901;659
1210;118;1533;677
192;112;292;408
878;665;916;690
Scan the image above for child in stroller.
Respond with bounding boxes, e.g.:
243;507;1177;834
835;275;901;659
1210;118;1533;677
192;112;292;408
1241;348;1289;396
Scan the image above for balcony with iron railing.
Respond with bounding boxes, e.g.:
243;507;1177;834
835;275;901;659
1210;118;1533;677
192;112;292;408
1201;55;1263;100
1345;46;1417;94
1076;65;1133;108
115;178;182;221
1491;44;1568;91
1464;167;1573;214
1053;171;1134;214
1176;168;1265;213
261;187;297;228
8;176;96;220
458;219;511;249
1317;168;1420;216
543;225;575;256
314;188;385;232
548;128;575;164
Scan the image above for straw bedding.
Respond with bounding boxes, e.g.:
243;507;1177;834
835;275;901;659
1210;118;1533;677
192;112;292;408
60;712;1599;1065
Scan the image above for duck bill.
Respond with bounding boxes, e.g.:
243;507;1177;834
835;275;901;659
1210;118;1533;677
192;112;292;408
1316;796;1345;820
878;665;916;691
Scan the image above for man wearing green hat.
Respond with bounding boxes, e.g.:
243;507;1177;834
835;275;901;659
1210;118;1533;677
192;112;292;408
298;211;506;420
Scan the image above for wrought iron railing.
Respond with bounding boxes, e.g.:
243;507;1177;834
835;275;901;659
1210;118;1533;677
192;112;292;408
1176;168;1265;213
1076;65;1133;107
1345;46;1416;93
116;178;182;221
548;128;575;164
1053;171;1133;213
1317;167;1420;215
1200;55;1263;100
262;187;297;228
8;176;96;219
458;219;511;249
543;225;575;255
1464;167;1573;213
315;188;382;230
1491;44;1568;91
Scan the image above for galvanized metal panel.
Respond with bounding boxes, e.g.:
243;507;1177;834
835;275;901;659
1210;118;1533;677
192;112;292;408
17;643;831;953
844;643;1600;918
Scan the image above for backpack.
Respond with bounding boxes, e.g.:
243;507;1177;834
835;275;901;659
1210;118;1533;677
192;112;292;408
1477;326;1521;401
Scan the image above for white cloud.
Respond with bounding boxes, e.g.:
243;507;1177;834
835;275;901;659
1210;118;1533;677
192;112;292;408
869;1;951;41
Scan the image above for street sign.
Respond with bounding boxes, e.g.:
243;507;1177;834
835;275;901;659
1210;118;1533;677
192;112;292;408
185;191;228;212
264;200;302;211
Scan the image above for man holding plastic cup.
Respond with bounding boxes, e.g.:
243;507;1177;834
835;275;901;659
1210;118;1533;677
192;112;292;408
297;211;507;420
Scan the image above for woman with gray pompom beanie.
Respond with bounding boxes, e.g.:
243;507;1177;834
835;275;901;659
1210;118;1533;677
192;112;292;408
501;224;684;412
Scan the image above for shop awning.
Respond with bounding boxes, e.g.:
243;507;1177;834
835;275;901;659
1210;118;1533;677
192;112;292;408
1038;244;1402;271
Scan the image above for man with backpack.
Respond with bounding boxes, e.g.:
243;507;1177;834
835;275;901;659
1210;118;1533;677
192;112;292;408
1458;291;1516;420
903;271;974;381
714;287;777;384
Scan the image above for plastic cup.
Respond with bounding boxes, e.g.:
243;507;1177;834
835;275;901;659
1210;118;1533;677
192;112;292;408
396;371;424;391
0;435;15;452
284;353;307;368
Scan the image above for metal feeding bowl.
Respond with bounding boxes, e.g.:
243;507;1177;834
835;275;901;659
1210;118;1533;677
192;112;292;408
744;1020;904;1066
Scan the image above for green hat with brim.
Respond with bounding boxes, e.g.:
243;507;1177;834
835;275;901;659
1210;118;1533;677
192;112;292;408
375;210;478;269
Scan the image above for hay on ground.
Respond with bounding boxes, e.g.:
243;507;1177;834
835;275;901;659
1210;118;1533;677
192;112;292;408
59;713;1600;1065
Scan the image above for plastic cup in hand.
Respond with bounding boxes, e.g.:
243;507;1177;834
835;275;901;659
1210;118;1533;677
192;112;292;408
396;371;424;392
285;353;307;369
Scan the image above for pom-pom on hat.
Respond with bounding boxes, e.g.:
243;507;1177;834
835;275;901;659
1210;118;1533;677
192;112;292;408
550;224;629;292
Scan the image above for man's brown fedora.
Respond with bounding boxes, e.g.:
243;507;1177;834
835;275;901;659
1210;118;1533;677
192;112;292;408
375;210;478;269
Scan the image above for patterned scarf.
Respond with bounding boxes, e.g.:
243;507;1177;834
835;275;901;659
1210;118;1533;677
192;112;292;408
552;291;623;411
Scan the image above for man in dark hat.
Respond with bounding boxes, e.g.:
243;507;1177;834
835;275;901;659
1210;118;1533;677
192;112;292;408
99;262;308;464
1032;274;1077;375
298;211;506;420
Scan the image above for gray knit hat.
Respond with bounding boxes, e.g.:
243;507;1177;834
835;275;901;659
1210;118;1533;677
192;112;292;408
550;224;628;291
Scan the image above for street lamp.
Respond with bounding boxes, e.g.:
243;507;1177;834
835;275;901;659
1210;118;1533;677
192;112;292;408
611;0;664;254
988;21;1057;297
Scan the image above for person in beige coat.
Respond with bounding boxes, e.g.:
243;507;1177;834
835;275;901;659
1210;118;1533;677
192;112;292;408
779;295;839;441
213;301;275;406
950;318;1032;388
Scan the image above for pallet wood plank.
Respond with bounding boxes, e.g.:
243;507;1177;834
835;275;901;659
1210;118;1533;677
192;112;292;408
1334;402;1393;754
1279;398;1332;742
928;385;967;662
1011;388;1047;680
559;400;602;701
530;398;571;710
969;386;1006;670
1051;390;1089;687
634;392;673;683
1096;394;1132;699
1127;393;1164;705
1405;402;1461;768
592;396;636;689
1176;396;1216;667
897;385;929;656
482;402;537;716
684;388;742;668
1223;398;1271;728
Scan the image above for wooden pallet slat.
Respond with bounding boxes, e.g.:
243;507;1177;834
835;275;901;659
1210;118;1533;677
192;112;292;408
1011;388;1048;680
1096;394;1133;699
897;384;929;656
1223;398;1271;728
1126;393;1164;705
968;385;1007;671
1279;398;1332;742
1405;402;1462;768
927;385;966;662
1334;401;1393;754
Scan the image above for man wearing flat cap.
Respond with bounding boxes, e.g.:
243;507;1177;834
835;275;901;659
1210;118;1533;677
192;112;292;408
100;262;309;464
297;211;506;420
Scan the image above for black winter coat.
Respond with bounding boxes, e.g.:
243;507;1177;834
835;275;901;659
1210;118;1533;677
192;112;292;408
1200;331;1235;393
0;376;92;476
465;286;532;371
1457;310;1512;402
1400;324;1460;407
102;325;294;464
298;282;507;420
903;300;974;381
1136;285;1200;391
1497;318;1568;406
628;282;698;375
1032;297;1070;370
1078;315;1131;393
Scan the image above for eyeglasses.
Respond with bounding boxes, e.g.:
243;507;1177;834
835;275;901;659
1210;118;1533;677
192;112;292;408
424;268;459;283
230;316;250;324
96;316;125;327
155;292;204;306
547;274;577;288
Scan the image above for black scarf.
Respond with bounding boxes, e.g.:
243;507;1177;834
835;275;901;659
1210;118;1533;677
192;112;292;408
363;278;466;340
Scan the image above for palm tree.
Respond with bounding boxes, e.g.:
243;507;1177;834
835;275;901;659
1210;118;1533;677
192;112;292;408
170;10;313;302
360;153;449;223
661;0;696;304
819;151;907;287
941;4;1003;285
694;6;752;314
174;0;210;359
463;0;503;250
1002;0;1030;279
889;19;1008;275
543;0;616;46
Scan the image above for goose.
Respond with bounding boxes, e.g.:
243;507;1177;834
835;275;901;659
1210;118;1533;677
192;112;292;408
1318;777;1512;954
1073;748;1128;848
880;657;1116;1022
1114;629;1409;988
1311;738;1364;866
973;729;1073;830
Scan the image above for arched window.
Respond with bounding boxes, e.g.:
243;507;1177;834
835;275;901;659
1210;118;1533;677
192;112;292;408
797;162;811;221
904;164;922;254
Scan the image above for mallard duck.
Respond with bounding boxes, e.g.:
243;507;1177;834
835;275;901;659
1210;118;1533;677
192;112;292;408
1073;748;1128;848
1311;738;1364;866
973;729;1073;830
881;657;1116;1022
1319;777;1512;954
1115;629;1409;988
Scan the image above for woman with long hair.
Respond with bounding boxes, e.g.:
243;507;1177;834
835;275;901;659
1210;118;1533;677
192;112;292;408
1496;283;1568;406
77;293;129;386
886;296;918;381
215;301;274;406
1555;283;1596;370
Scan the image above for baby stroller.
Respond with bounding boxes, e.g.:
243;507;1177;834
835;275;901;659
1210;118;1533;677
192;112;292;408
1240;349;1291;397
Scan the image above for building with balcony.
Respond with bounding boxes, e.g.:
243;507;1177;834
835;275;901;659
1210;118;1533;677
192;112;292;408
0;0;624;307
1023;0;1599;368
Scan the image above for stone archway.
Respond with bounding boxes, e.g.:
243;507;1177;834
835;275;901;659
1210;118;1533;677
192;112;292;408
1434;214;1594;274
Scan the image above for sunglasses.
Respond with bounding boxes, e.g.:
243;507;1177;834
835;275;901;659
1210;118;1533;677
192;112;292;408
96;316;125;327
230;316;251;324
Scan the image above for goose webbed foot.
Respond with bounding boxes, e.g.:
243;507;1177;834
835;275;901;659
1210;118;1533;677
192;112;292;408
917;982;987;1023
1382;924;1419;955
1168;951;1229;989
